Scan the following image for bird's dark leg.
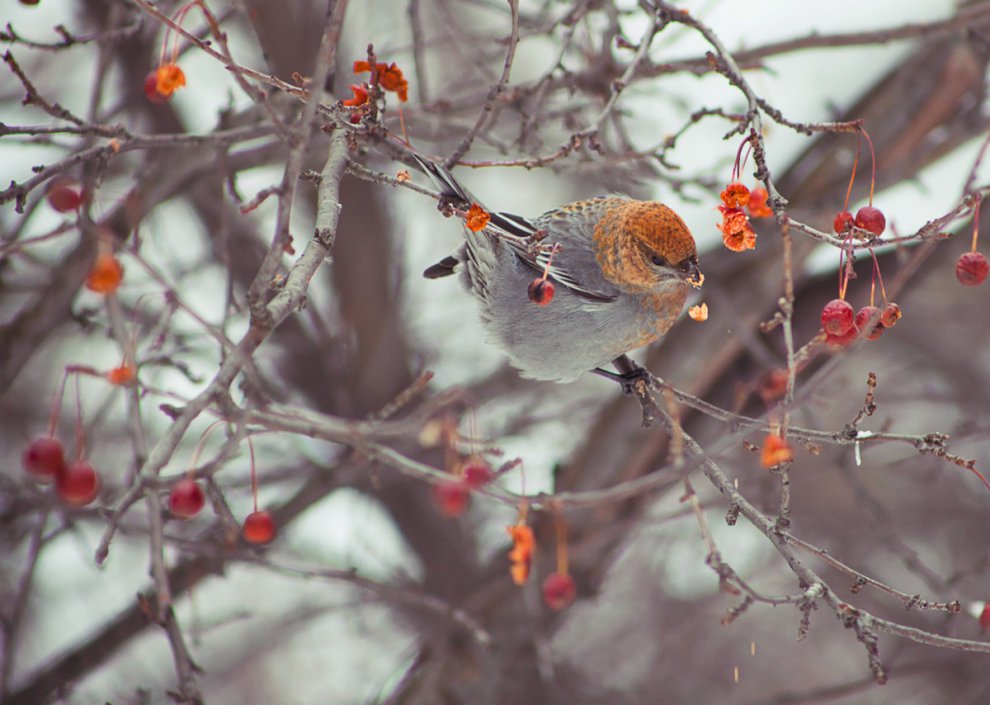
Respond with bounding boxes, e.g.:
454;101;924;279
591;354;654;394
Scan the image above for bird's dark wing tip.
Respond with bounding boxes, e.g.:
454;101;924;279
423;255;460;279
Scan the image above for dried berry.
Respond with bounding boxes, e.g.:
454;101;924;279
527;278;555;306
880;302;902;328
23;437;64;478
956;252;988;286
433;481;470;517
463;463;493;489
854;206;886;236
854;306;884;340
833;211;854;234
169;479;206;519
243;510;276;544
542;572;576;610
56;461;100;506
821;299;854;336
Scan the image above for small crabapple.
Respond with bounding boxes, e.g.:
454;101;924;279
46;177;85;213
854;306;884;340
854;206;886;236
825;323;860;348
169;479;206;519
143;71;168;103
833;211;854;234
463;463;493;489
55;461;100;506
980;603;990;631
433;481;470;517
880;302;902;328
527;278;555;306
955;252;988;286
22;437;65;478
821;299;855;336
242;510;276;544
542;572;577;611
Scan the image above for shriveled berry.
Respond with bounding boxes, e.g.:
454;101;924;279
956;251;988;286
821;298;854;336
527;278;555;306
23;437;64;478
854;206;886;236
242;510;276;544
169;478;206;518
825;323;860;349
880;302;901;328
56;461;100;506
854;306;884;340
542;572;576;611
143;71;168;103
463;463;493;489
46;177;85;213
433;481;470;517
833;211;854;234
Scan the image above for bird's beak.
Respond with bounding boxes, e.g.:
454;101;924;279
679;256;703;288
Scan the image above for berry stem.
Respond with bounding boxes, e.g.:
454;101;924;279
971;200;981;253
842;133;861;212
861;127;878;205
867;247;888;304
247;434;258;512
553;505;569;576
73;373;85;461
47;369;71;438
188;419;225;479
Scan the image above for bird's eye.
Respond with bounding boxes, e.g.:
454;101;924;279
650;254;667;267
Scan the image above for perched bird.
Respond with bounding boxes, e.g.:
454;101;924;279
415;156;702;383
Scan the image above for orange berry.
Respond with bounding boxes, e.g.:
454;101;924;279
85;252;123;294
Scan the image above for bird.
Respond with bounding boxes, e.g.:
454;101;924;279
414;156;703;383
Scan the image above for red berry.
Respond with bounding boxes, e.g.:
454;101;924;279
243;510;276;544
956;251;988;286
854;206;886;236
463;463;493;489
854;306;884;340
55;461;100;506
980;603;990;631
541;572;576;611
527;278;555;306
143;71;167;103
821;298;854;336
825;323;860;348
22;437;65;479
169;479;206;518
19;0;41;6
433;481;470;517
833;211;854;234
880;302;901;328
45;177;85;213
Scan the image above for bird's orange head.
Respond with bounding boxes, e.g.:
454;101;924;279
593;200;702;293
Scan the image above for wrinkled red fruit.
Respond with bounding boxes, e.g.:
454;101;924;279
55;461;100;506
243;510;276;544
23;437;64;479
463;463;493;489
542;572;577;611
527;278;555;306
825;323;860;348
821;298;855;336
143;71;168;104
169;478;206;519
854;306;884;340
854;206;886;236
833;211;854;234
46;177;85;213
880;302;901;328
956;251;988;286
433;481;470;517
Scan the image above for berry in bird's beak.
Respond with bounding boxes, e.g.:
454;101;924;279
679;257;703;288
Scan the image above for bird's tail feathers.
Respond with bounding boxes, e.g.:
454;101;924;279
412;155;474;208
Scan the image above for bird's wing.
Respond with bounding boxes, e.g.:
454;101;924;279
413;156;616;302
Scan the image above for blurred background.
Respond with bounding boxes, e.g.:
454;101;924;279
2;0;990;703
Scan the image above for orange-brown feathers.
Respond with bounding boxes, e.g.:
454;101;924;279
593;201;697;291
